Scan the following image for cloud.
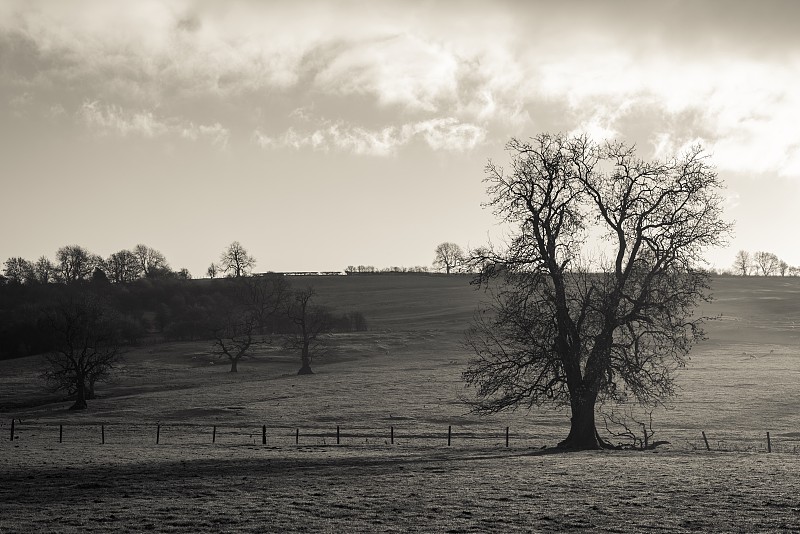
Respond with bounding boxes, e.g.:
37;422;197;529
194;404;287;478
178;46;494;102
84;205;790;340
314;34;458;113
3;1;800;176
254;117;485;156
78;100;229;146
79;100;168;137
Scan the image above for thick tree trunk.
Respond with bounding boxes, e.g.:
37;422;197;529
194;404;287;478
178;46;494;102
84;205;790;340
297;346;313;375
230;358;238;373
70;379;88;411
558;387;600;450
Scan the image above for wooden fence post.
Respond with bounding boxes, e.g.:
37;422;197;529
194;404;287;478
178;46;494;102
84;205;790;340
336;426;340;445
59;424;62;444
767;432;772;453
642;423;648;449
156;424;160;445
10;419;14;442
213;425;216;444
448;425;452;446
505;426;509;448
701;431;710;451
391;426;394;445
296;428;299;445
101;425;105;445
262;425;266;445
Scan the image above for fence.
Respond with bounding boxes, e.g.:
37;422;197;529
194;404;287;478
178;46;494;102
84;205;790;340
3;419;800;453
2;420;525;448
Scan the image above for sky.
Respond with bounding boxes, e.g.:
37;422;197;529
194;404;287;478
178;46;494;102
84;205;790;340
1;0;799;276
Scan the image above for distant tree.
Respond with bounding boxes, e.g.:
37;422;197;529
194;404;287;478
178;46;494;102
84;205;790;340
789;266;800;277
176;268;192;280
211;275;289;372
733;250;751;276
106;250;142;283
464;133;730;450
55;245;98;284
133;244;170;278
211;311;259;373
32;256;56;284
285;287;333;375
433;242;464;274
219;241;256;278
41;294;124;410
207;263;219;279
3;257;34;284
779;260;789;277
753;251;780;276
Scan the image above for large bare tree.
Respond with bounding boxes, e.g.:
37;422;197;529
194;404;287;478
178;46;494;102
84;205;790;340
464;133;730;450
41;293;124;410
219;241;256;278
433;242;464;274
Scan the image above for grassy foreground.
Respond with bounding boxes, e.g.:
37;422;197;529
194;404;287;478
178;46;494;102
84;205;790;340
2;274;800;532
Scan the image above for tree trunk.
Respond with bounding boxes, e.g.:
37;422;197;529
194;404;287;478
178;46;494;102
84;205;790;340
70;379;88;410
230;358;238;373
298;345;313;375
558;386;600;450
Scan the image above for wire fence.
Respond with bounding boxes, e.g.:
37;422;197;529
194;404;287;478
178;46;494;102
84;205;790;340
3;419;800;453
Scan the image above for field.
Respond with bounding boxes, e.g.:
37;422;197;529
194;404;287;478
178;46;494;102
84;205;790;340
2;274;800;532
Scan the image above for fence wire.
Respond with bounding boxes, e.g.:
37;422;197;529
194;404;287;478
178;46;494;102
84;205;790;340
3;420;799;453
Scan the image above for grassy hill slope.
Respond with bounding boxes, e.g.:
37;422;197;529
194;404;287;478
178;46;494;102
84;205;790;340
2;274;800;533
1;274;799;449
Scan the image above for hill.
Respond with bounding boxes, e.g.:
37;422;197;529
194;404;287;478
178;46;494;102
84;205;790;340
2;274;800;532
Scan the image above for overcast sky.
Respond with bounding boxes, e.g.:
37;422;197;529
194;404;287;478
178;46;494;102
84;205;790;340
2;0;799;275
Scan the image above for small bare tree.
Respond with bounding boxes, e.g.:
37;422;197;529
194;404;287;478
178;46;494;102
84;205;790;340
33;256;56;284
433;242;464;274
285;287;333;375
3;257;34;284
732;250;751;276
212;311;258;373
220;241;256;278
211;274;289;372
55;245;100;284
41;293;124;410
753;251;780;276
106;250;142;283
133;244;170;278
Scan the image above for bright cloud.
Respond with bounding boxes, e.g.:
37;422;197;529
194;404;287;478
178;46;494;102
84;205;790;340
79;101;229;146
254;117;485;156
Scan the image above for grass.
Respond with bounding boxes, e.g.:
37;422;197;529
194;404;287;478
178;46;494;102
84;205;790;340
2;274;800;532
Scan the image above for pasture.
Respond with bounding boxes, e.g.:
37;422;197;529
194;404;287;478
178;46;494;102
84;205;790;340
2;274;800;532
